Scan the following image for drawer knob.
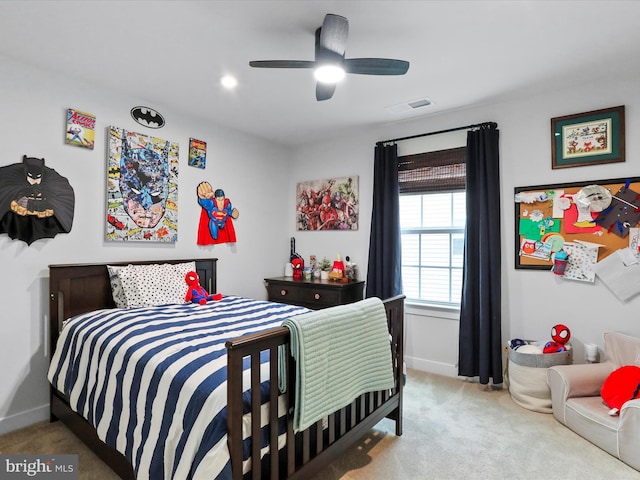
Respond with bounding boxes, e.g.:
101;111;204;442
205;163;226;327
280;289;287;296
314;293;320;300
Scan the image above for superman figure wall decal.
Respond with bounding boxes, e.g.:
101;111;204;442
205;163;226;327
196;181;239;245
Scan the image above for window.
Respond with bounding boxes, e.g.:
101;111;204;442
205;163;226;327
398;147;466;307
400;191;465;306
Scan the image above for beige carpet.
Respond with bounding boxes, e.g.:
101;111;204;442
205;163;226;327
1;370;639;480
0;419;119;480
314;370;640;480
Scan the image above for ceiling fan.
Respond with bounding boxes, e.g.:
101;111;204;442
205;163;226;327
249;13;410;101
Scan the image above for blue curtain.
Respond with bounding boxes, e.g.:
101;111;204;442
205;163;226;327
366;143;402;299
458;124;502;385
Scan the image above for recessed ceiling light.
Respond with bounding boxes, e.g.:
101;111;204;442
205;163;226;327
220;75;238;89
314;65;345;84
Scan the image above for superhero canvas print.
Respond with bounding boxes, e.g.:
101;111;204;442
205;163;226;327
296;176;358;231
106;126;179;242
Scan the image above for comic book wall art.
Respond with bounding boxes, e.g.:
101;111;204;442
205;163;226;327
106;126;178;242
296;176;358;231
189;138;207;169
65;108;95;149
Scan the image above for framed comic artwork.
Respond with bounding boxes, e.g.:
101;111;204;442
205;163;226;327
106;126;179;242
296;176;358;231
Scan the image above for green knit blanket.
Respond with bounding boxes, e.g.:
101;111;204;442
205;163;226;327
280;297;395;432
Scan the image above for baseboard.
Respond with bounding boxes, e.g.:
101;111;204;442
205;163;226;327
0;404;49;436
405;356;458;378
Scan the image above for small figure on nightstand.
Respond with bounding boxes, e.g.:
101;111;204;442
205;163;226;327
291;257;304;280
328;253;345;281
344;256;354;279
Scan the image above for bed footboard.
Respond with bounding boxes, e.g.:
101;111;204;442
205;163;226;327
225;295;404;480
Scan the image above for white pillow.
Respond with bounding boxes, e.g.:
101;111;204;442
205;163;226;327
116;265;146;308
116;261;196;308
172;261;197;290
107;265;127;308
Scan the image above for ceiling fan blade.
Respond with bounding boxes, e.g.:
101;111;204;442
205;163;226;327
249;60;315;69
249;14;407;101
316;82;336;101
318;14;348;56
344;58;410;75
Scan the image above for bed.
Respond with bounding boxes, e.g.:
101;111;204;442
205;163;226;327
47;257;405;479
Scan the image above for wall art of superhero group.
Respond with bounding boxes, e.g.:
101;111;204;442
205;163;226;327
296;176;358;231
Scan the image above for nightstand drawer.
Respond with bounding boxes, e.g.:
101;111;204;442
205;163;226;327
298;287;340;307
266;284;301;303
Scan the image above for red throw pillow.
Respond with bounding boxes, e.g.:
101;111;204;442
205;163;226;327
601;365;640;414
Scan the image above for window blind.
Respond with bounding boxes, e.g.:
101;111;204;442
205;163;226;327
398;147;466;193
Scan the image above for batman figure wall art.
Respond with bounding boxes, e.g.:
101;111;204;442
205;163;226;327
0;156;75;245
106;126;178;242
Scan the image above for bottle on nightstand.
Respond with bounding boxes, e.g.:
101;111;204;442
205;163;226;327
344;256;353;279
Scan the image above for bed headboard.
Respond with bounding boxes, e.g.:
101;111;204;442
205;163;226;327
48;258;217;357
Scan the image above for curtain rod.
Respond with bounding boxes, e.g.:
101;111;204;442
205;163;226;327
377;121;497;146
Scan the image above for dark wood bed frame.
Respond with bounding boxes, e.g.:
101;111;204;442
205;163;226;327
48;258;404;480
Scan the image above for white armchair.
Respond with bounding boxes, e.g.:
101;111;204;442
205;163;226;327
547;332;640;471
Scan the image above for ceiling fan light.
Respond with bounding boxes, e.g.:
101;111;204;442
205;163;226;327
220;75;238;89
314;65;345;84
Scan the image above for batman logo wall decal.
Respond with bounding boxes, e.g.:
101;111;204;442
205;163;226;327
130;106;165;129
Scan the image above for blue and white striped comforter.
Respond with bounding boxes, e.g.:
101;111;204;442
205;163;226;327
47;296;309;480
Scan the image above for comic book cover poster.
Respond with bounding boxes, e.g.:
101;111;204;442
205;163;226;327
65;108;95;149
296;176;358;230
188;138;206;169
106;126;179;242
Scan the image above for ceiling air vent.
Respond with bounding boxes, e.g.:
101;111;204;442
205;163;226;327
385;97;433;114
408;98;432;108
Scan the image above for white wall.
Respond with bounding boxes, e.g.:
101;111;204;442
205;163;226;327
4;52;640;435
286;133;375;275
0;55;294;434
290;75;640;378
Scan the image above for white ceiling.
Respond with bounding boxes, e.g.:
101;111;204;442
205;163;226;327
3;1;640;147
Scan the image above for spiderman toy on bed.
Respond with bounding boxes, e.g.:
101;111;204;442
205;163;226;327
185;270;222;304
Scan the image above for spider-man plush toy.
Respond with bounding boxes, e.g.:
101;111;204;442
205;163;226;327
185;270;222;304
543;323;571;353
291;257;304;280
